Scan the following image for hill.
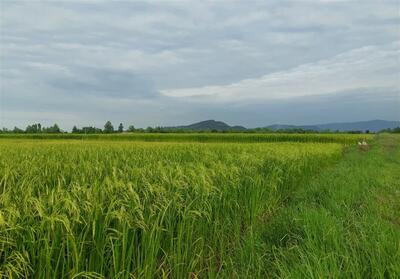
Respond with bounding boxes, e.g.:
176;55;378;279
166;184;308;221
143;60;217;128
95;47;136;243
265;120;400;132
160;119;398;132
164;120;246;131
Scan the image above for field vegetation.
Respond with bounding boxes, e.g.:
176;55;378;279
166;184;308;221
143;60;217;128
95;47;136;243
0;133;398;278
0;132;373;145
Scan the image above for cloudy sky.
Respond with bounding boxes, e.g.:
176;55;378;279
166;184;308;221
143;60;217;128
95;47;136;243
0;0;399;129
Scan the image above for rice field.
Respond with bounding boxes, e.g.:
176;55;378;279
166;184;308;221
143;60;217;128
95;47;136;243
0;132;374;144
1;134;399;278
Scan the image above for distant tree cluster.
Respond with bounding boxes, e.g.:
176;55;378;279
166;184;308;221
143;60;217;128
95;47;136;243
0;121;133;134
72;126;102;134
71;122;126;134
379;127;400;133
42;124;61;133
0;123;62;134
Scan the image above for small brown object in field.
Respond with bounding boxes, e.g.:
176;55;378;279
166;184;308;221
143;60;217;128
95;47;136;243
358;140;369;151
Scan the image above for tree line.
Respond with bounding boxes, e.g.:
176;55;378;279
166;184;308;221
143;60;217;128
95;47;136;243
0;121;160;134
0;121;130;134
1;121;399;134
2;123;62;134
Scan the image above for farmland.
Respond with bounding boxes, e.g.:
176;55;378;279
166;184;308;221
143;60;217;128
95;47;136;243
0;134;399;278
0;132;374;144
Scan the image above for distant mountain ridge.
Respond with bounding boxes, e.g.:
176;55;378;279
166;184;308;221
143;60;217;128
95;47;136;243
166;119;399;132
265;120;400;132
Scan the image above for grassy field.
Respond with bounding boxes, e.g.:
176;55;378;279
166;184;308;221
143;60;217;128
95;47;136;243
262;134;400;278
0;134;398;278
0;132;374;144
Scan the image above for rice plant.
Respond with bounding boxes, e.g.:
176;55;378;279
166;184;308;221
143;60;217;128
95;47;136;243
0;132;373;144
0;140;342;278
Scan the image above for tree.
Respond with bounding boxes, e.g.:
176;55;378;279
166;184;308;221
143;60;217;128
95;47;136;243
49;124;61;133
13;126;24;133
41;124;61;133
118;123;124;133
379;126;400;133
72;126;79;133
104;121;114;133
26;123;41;133
127;125;135;132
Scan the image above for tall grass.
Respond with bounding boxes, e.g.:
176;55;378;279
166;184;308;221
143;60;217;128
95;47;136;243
0;132;374;144
262;134;400;278
0;140;342;278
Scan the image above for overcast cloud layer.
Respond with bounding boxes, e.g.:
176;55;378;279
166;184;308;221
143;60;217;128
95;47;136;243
1;0;399;129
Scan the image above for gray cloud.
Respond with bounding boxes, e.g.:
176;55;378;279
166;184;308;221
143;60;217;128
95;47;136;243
1;0;399;129
47;68;158;98
161;42;400;102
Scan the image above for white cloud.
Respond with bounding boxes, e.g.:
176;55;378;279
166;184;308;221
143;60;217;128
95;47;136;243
161;42;400;103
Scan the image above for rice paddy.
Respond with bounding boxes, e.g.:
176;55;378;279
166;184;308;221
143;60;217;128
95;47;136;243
0;132;374;144
0;134;398;278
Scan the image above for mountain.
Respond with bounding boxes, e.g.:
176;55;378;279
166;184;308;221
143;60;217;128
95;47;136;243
165;120;246;131
163;119;398;132
316;120;400;132
265;120;400;132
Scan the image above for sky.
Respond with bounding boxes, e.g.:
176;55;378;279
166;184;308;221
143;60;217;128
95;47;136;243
0;0;399;130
